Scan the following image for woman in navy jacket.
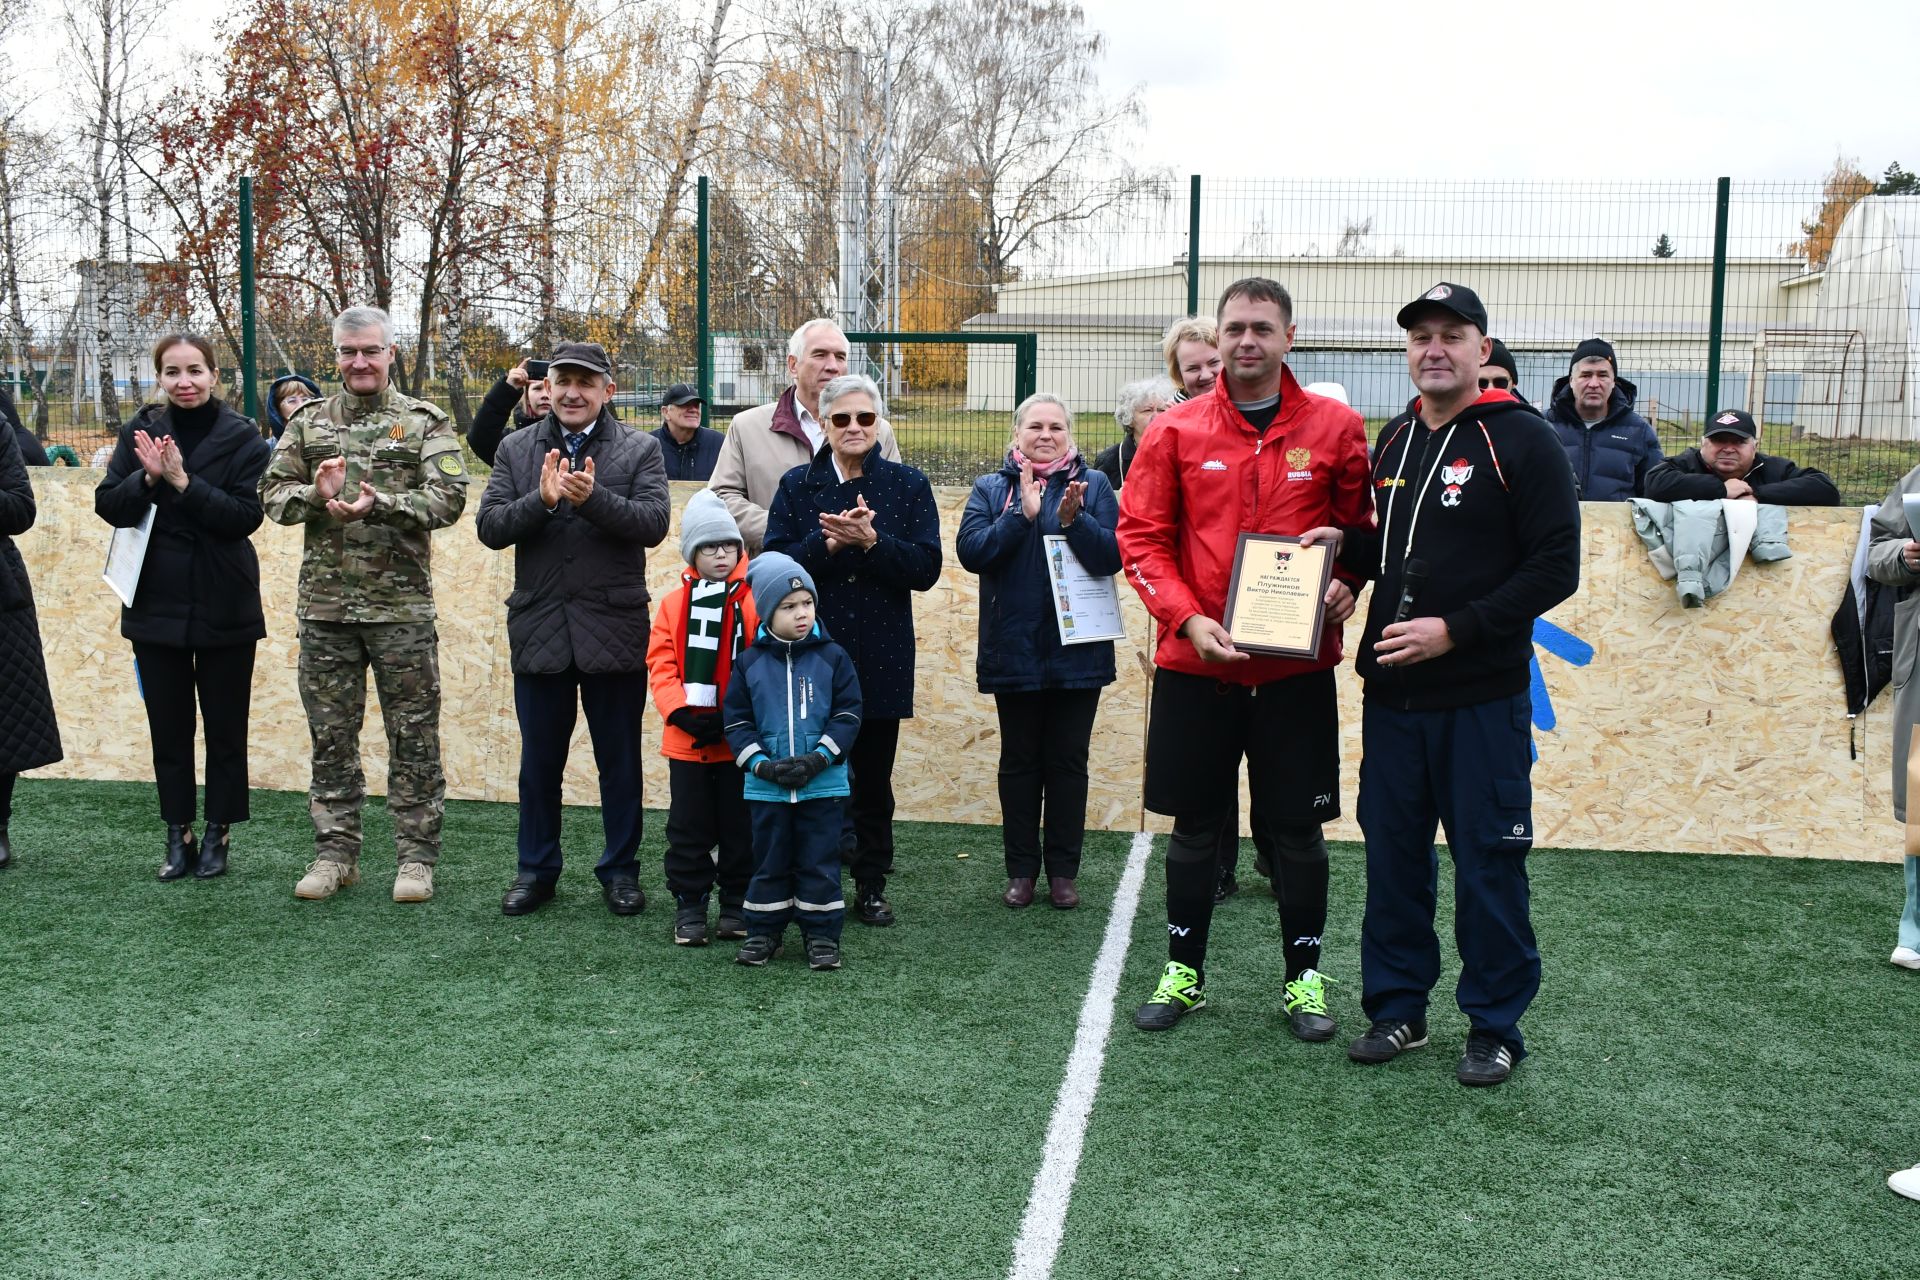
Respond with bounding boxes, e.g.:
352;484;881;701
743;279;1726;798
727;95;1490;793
95;334;272;881
958;393;1120;909
763;373;941;927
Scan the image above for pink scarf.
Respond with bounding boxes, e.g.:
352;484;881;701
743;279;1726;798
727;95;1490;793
1009;445;1079;478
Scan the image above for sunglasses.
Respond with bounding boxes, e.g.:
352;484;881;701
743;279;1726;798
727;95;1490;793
830;411;878;428
1478;375;1512;390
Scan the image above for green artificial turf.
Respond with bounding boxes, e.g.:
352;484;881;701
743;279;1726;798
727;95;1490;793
1064;845;1920;1280
4;779;1919;1279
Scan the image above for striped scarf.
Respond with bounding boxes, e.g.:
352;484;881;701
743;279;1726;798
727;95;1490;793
681;576;745;707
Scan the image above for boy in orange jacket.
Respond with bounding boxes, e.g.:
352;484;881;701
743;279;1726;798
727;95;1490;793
647;490;759;945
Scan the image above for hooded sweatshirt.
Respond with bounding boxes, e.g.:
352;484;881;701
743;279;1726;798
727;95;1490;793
1343;390;1580;711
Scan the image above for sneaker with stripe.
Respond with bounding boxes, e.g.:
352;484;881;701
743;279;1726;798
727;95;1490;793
1346;1017;1428;1064
1132;961;1206;1031
1457;1031;1515;1086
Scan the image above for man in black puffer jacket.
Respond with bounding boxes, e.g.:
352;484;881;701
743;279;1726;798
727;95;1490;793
476;342;671;919
1546;337;1662;500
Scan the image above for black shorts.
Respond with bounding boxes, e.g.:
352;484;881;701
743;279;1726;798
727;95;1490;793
1143;666;1341;824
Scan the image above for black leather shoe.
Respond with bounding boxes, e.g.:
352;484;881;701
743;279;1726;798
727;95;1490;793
856;884;894;927
0;827;12;869
501;873;555;916
195;824;231;879
602;877;645;916
158;825;198;881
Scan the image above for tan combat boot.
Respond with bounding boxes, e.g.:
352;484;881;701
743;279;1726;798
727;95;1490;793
295;859;359;900
392;862;434;903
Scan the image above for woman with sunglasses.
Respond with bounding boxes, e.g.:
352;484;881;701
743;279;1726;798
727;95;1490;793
958;393;1121;909
763;373;942;930
95;333;272;881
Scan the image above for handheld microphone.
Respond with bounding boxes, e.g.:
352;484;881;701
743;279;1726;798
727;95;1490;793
1392;558;1429;624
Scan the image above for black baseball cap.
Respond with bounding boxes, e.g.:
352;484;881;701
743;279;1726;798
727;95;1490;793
1396;282;1489;333
548;341;613;379
662;382;703;407
1704;408;1758;440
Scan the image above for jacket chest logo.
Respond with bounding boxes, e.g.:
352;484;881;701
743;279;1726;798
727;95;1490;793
1439;457;1473;507
388;422;405;441
1285;446;1313;481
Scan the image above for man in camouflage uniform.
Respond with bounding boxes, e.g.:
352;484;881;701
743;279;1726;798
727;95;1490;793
260;306;468;903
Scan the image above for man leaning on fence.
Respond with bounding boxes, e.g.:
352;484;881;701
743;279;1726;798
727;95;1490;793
260;306;468;905
708;319;900;551
1642;409;1838;506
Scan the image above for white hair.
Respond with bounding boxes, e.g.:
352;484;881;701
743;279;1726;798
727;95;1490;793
787;318;847;361
333;306;394;345
1014;392;1074;435
1114;377;1175;430
819;373;884;421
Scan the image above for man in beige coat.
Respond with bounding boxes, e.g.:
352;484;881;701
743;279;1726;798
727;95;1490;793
1866;464;1920;971
709;318;900;550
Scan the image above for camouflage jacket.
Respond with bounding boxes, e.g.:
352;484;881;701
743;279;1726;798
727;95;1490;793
259;385;468;622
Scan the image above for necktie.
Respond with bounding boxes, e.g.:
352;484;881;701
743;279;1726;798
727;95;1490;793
565;432;586;459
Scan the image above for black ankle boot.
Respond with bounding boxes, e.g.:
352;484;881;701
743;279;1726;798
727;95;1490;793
195;823;230;879
158;825;198;881
0;827;12;869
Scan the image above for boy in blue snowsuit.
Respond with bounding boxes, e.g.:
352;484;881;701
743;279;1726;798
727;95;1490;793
724;552;863;970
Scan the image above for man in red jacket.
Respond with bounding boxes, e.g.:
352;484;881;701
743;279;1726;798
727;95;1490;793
1117;277;1374;1040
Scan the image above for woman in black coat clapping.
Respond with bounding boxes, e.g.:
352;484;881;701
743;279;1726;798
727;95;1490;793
0;412;62;867
95;334;272;881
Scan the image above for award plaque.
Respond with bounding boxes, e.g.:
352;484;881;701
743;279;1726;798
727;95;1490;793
1221;533;1333;658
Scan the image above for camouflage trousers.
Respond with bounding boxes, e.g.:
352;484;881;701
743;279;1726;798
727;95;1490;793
297;620;446;867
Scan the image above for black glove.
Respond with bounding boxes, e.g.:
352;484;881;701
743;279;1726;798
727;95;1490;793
751;757;780;783
669;706;723;745
771;752;830;790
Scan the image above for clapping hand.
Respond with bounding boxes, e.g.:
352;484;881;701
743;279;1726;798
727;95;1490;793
539;449;565;508
1057;479;1086;527
314;455;347;501
327;481;378;523
132;429;170;487
560;455;595;506
819;493;877;551
1018;461;1044;521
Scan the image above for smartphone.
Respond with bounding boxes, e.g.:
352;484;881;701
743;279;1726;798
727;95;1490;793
525;359;549;380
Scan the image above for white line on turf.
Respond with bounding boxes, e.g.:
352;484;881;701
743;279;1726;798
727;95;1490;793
1006;829;1154;1280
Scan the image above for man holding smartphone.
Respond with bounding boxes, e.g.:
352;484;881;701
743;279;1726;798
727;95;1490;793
469;357;555;467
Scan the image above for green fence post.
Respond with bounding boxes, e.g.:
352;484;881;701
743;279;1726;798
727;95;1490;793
238;176;258;422
1705;175;1730;419
1186;174;1201;318
1016;335;1037;405
696;175;711;428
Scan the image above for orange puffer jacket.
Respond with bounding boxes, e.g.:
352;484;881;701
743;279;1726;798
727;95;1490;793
646;555;760;762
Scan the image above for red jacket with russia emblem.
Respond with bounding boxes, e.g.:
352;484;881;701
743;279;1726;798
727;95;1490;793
1116;365;1374;685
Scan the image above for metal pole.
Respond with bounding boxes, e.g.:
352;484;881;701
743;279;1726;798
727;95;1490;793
1705;175;1730;418
238;176;258;422
1186;174;1201;317
697;175;712;428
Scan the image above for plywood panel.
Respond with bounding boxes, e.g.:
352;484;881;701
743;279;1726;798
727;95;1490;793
17;470;1896;860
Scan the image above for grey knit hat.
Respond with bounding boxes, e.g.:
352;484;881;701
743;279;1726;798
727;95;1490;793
680;489;743;564
747;551;817;626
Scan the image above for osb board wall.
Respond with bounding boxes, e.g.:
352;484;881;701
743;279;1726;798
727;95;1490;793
16;469;1897;861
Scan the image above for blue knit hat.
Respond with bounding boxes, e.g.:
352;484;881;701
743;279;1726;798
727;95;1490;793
747;551;816;625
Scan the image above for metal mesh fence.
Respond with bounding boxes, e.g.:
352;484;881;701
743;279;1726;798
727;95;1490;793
11;173;1920;503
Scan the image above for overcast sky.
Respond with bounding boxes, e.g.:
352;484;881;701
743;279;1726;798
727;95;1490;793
1087;0;1917;182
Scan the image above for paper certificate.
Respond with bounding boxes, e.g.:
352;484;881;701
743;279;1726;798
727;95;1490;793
1221;533;1332;658
1044;535;1125;646
103;504;156;609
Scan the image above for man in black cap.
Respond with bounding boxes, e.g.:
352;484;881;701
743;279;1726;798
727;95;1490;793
1339;282;1580;1087
1643;408;1838;505
475;340;672;918
1479;338;1526;405
653;382;724;482
1545;336;1662;501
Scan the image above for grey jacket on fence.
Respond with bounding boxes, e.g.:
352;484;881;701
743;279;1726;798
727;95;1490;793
1866;463;1920;821
1629;498;1790;607
475;407;672;675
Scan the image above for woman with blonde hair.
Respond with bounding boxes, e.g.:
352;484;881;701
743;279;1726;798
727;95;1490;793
1162;315;1223;401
